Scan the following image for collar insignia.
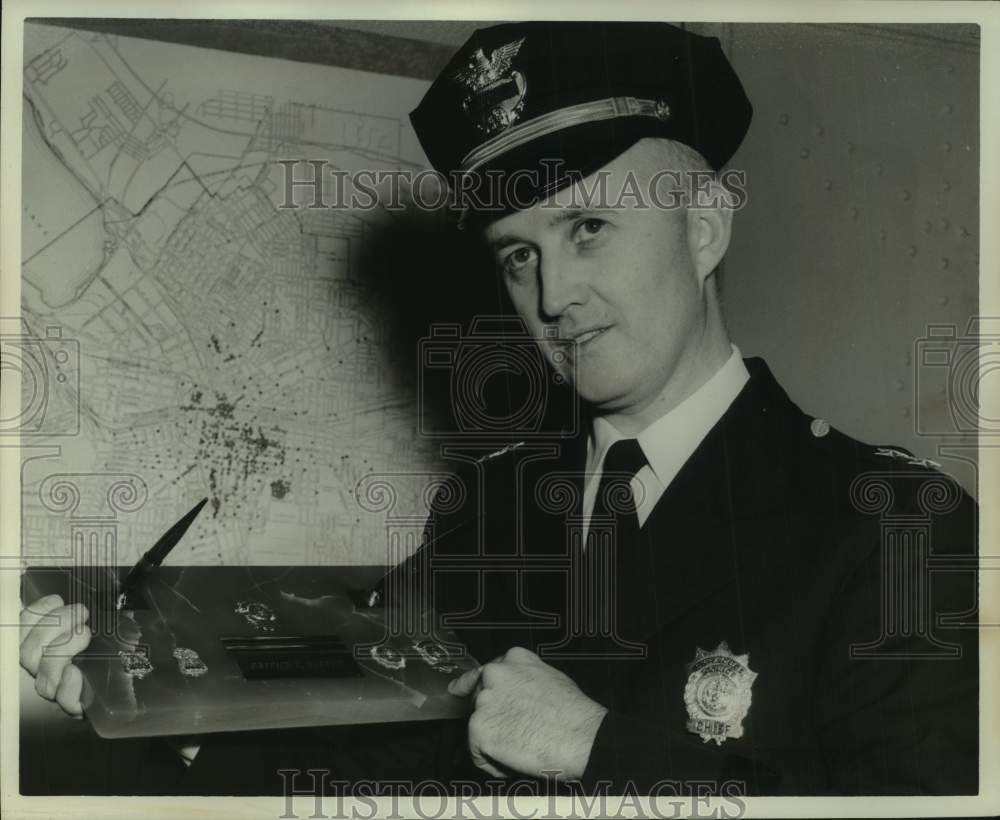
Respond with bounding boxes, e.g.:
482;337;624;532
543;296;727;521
476;441;526;463
451;37;527;135
684;641;757;745
874;447;942;470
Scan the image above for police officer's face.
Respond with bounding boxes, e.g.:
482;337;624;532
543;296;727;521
483;143;725;416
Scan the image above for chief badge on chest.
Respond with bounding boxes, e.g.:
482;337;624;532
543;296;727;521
684;641;757;745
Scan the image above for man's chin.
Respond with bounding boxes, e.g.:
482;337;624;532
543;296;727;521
572;377;631;412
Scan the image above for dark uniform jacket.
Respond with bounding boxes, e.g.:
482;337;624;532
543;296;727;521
172;358;978;796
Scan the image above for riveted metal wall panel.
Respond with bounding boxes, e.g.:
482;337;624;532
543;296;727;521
721;24;980;492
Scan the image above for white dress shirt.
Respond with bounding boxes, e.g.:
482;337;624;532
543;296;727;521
582;345;750;538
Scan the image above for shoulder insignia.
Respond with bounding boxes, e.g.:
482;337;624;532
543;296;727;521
476;441;526;463
874;447;942;470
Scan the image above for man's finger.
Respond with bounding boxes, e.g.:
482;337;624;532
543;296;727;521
54;662;85;718
502;646;537;664
19;594;65;645
448;665;483;697
34;616;91;700
472;678;489;709
470;750;508;779
19;602;85;676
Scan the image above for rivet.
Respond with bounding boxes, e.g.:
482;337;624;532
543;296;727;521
823;179;833;191
943;103;954;115
894;379;905;391
903;352;912;366
960;226;970;238
922;220;932;233
879;229;887;241
876;163;884;177
938;385;947;396
902;407;911;418
815;124;824;137
846;141;856;153
939;218;950;230
901;190;911;202
940;256;950;269
850;207;859;221
779;113;789;125
943;180;952;192
938;295;950;306
942;141;952;153
908;245;918;257
800;148;810;159
946;64;955;75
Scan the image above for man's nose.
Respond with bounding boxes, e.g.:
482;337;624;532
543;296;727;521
537;253;584;320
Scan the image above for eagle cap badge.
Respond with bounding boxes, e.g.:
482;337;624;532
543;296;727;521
684;641;757;745
450;37;527;135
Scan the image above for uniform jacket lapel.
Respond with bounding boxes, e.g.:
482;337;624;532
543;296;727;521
617;358;795;643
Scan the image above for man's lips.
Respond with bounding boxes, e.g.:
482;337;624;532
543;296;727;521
548;327;611;356
545;327;610;373
557;326;610;346
573;327;609;345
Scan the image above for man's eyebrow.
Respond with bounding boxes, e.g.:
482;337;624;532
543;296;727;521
547;208;616;227
486;233;524;252
486;209;612;251
546;209;584;228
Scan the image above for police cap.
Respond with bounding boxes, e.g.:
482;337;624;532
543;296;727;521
410;21;752;215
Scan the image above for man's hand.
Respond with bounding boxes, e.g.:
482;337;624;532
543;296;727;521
19;593;204;764
19;594;91;718
447;646;607;781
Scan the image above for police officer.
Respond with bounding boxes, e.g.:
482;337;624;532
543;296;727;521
20;21;977;795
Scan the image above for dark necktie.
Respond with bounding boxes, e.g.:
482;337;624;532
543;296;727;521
585;438;648;636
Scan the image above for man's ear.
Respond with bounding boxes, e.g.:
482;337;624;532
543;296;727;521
685;194;733;287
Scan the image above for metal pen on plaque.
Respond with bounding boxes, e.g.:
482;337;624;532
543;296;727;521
115;497;209;610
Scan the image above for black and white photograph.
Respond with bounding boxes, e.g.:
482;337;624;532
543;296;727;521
2;1;997;818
